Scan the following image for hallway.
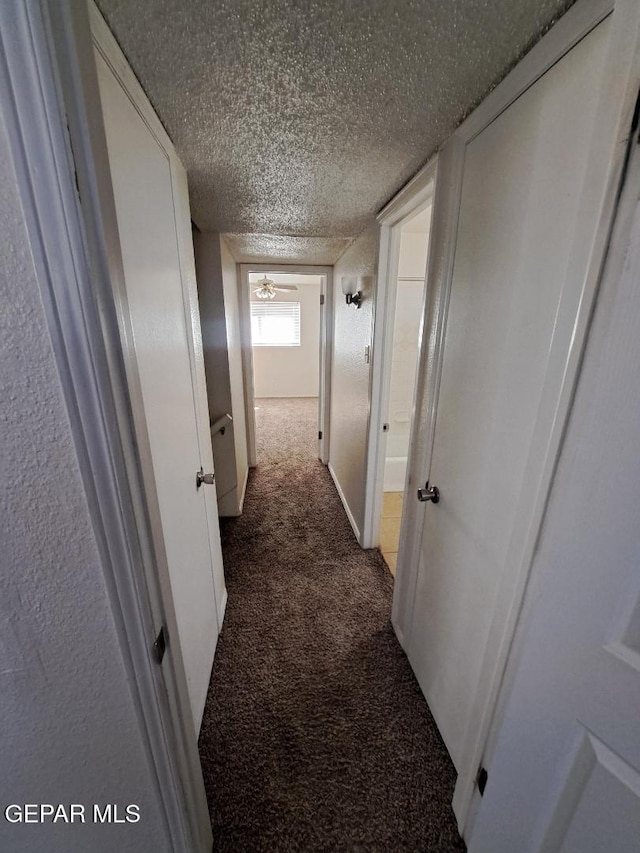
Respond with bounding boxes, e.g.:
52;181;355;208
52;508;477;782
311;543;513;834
198;398;464;851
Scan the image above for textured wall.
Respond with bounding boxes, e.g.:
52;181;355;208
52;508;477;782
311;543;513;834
0;106;169;852
251;281;321;398
329;223;379;538
194;231;248;515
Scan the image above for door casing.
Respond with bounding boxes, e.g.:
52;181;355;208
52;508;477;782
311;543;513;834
361;160;436;551
238;264;334;466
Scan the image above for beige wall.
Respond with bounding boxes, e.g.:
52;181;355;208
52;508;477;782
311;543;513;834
194;231;248;515
329;223;379;539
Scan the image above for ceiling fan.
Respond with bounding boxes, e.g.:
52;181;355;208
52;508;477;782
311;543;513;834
253;276;298;300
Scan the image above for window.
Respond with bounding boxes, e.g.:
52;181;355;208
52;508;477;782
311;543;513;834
250;301;301;347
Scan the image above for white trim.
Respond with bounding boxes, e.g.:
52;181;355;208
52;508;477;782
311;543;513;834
361;157;437;549
319;270;334;465
376;156;440;224
238;464;250;513
218;587;228;627
390;135;465;639
238;263;334;466
328;463;361;542
456;0;613;143
0;2;210;850
237;264;258;467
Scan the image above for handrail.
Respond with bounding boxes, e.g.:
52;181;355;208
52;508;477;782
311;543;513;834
210;413;232;436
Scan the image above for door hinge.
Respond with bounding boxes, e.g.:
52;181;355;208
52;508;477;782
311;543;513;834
320;294;325;305
476;766;488;797
153;626;168;664
318;431;323;440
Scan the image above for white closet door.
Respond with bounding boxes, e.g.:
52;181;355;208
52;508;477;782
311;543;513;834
96;49;224;732
469;119;640;853
406;18;611;769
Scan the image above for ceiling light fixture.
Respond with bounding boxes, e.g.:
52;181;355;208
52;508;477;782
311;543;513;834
253;276;299;299
254;276;277;299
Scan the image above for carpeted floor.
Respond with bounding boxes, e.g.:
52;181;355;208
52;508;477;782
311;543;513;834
199;397;466;852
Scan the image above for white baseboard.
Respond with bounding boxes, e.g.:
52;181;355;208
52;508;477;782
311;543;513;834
255;393;319;399
218;587;228;628
328;462;361;544
391;615;406;651
237;465;249;513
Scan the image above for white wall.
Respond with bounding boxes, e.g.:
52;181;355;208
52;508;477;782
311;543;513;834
329;224;378;539
397;227;430;279
386;281;424;460
195;231;248;515
250;278;321;398
0;103;170;853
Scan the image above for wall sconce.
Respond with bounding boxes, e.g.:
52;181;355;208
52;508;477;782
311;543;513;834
342;275;362;309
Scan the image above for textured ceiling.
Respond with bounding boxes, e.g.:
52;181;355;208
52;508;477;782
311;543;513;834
96;0;575;262
223;233;353;265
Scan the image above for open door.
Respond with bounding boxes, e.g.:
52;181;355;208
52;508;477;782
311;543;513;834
94;9;226;734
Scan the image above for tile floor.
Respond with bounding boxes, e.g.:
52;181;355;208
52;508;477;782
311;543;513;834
380;491;404;577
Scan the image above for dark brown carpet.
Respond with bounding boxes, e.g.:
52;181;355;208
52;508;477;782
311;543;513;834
199;397;466;852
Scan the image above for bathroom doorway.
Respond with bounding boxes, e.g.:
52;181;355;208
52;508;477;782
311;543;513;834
378;206;432;574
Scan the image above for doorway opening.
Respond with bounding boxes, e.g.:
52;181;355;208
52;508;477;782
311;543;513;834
239;265;333;467
378;206;432;575
361;161;436;557
380;208;431;577
249;272;324;463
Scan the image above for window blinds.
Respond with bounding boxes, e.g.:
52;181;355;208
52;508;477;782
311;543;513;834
250;301;301;346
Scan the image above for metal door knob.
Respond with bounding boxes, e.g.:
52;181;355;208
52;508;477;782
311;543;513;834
417;482;439;503
196;467;215;488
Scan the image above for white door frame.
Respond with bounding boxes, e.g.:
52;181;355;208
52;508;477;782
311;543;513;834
1;1;213;850
373;0;640;835
238;263;334;465
360;161;437;551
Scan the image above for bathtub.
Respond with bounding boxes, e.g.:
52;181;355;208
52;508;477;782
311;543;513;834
384;455;407;492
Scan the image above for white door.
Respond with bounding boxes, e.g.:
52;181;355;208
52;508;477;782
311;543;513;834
405;18;612;769
469;118;640;853
96;49;225;732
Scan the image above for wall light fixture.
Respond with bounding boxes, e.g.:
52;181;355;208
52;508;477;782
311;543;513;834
342;275;362;308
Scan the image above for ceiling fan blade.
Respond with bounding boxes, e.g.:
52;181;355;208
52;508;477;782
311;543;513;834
274;285;298;291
